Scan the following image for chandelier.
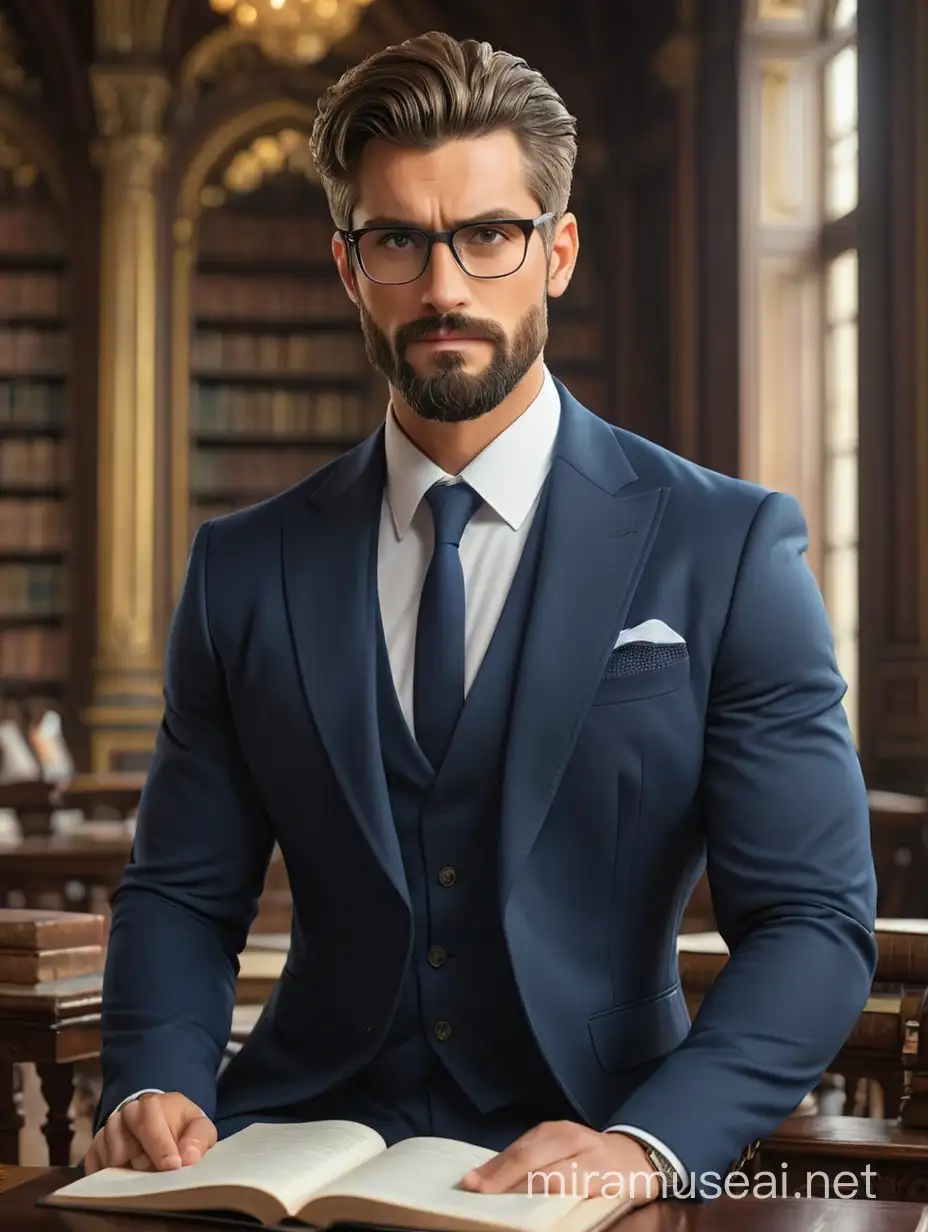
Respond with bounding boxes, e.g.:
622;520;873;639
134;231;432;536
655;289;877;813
208;0;378;65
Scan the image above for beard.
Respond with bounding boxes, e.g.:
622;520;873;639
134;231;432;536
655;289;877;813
358;299;547;423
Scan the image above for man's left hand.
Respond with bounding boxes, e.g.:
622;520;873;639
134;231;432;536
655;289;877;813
458;1123;663;1204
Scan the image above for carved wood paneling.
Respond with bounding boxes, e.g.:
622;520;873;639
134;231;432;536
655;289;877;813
858;0;928;788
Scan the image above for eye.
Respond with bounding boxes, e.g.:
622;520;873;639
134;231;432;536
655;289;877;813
379;231;414;249
471;227;507;244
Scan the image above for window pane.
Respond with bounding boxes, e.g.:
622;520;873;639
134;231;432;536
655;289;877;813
826;250;858;325
823;543;858;641
826;321;859;450
826;131;858;218
826;46;857;139
830;0;857;33
825;449;857;547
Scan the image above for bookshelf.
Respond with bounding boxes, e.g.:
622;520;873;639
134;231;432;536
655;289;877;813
0;166;69;727
187;140;380;547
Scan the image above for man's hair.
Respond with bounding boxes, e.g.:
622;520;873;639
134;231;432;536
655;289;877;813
310;31;577;235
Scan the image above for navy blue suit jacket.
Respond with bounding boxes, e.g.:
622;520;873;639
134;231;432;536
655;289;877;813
99;381;877;1183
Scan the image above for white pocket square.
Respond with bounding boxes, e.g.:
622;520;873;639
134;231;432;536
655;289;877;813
614;619;686;649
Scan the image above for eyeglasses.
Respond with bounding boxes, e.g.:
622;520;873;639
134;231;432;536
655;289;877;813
339;213;555;285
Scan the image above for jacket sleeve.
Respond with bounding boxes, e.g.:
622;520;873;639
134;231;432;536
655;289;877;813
603;490;877;1190
96;520;275;1128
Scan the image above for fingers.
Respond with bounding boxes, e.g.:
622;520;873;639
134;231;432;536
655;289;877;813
81;1094;218;1176
177;1115;218;1166
122;1097;183;1170
461;1122;585;1193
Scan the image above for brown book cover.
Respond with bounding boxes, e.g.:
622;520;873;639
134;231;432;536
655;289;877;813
0;943;104;984
0;909;105;952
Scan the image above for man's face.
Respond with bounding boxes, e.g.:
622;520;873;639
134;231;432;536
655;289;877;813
332;131;576;422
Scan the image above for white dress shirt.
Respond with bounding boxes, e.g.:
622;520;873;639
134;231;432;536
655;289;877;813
118;365;688;1182
378;364;560;732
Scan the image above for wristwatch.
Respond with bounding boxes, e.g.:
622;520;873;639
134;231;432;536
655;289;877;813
639;1143;680;1193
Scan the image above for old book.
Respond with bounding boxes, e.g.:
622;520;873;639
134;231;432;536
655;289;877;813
43;1120;633;1231
0;943;103;984
0;909;104;952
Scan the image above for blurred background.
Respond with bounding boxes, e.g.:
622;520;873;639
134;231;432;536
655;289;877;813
0;0;903;784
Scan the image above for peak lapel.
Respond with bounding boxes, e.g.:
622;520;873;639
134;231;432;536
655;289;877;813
499;388;668;908
281;432;408;907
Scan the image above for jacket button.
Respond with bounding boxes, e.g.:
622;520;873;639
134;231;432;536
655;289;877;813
438;866;456;887
428;945;447;968
434;1019;453;1041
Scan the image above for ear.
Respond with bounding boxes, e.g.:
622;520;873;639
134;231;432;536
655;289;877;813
332;232;360;306
546;212;578;300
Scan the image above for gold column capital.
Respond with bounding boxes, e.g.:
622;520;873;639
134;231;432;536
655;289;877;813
90;65;170;139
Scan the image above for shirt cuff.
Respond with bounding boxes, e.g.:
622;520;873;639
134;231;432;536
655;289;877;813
603;1125;688;1181
111;1088;165;1117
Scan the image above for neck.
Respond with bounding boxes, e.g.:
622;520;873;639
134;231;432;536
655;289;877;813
389;359;545;474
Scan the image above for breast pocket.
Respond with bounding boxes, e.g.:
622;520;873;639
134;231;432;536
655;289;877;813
591;657;690;705
588;982;691;1072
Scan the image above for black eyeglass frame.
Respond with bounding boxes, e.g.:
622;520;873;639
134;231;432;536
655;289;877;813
338;212;556;285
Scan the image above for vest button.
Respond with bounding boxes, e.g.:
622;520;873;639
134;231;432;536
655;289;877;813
434;1019;453;1041
428;945;447;968
438;866;457;887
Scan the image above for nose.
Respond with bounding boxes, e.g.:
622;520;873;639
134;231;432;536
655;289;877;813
419;240;471;314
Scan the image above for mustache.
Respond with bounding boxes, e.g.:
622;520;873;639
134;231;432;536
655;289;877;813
395;313;506;350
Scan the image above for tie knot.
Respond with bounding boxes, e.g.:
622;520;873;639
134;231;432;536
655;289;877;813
425;481;482;547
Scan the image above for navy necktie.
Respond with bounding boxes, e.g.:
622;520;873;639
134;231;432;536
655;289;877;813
413;481;483;768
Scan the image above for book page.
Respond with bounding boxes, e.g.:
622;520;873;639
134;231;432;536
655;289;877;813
303;1136;588;1232
49;1120;386;1216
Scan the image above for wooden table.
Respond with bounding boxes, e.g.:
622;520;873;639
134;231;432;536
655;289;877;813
0;973;102;1166
755;1115;928;1203
0;1169;926;1232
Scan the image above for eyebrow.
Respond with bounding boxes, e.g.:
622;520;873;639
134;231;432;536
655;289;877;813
354;208;529;229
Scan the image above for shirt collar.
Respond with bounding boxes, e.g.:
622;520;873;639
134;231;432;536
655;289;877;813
384;365;561;537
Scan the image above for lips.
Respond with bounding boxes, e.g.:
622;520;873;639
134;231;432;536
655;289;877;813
415;332;484;342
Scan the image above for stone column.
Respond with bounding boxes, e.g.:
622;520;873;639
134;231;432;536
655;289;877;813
82;67;170;771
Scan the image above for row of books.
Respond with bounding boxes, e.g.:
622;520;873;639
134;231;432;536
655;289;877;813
0;438;68;486
0;379;66;425
198;211;336;262
192;329;367;377
0;563;64;616
0;627;65;678
0;326;67;373
194;274;353;322
191;447;344;496
0;500;68;550
0;272;65;318
191;385;380;439
0;204;63;256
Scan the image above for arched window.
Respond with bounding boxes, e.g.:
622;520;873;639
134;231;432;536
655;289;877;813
741;0;859;737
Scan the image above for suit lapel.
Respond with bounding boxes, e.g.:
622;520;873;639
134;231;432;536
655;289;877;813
499;385;668;908
281;430;409;907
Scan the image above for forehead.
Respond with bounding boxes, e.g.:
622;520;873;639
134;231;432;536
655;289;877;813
352;131;538;227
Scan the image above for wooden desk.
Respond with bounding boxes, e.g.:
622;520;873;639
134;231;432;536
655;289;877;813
0;973;102;1166
755;1115;928;1203
1;1170;926;1232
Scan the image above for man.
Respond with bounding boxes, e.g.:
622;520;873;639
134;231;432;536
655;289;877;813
86;30;877;1204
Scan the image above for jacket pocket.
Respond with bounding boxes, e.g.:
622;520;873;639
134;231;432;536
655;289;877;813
587;982;691;1072
590;658;690;705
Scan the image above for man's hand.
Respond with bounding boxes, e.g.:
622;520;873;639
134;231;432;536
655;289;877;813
83;1092;217;1174
459;1123;662;1204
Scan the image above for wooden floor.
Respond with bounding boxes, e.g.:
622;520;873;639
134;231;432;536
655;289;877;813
18;1063;93;1166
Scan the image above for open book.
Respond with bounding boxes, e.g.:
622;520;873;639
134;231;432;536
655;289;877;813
44;1120;635;1231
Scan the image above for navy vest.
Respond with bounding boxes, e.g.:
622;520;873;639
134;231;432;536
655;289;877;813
359;477;559;1116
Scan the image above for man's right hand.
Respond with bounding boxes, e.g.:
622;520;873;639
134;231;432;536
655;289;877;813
83;1092;217;1174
